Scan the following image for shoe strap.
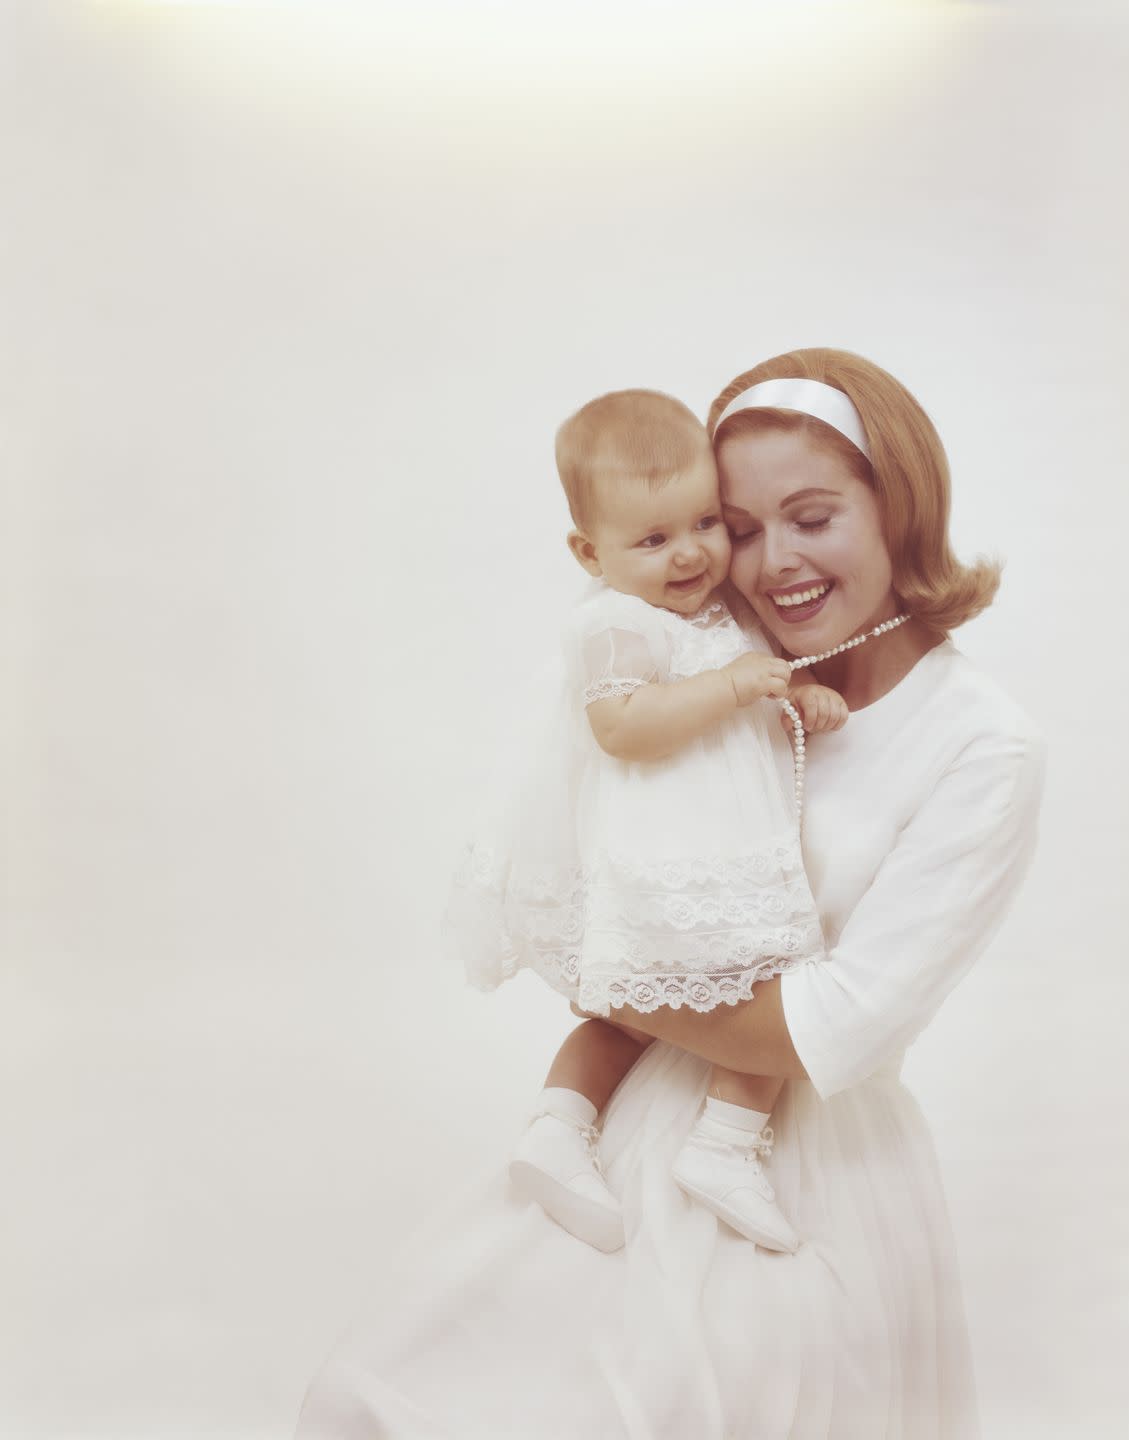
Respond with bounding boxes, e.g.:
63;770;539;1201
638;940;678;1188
692;1123;775;1163
533;1107;604;1173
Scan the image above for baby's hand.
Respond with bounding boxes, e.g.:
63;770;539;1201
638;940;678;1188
786;682;848;734
725;653;792;707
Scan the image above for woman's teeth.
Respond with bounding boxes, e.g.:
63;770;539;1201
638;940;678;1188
773;583;830;609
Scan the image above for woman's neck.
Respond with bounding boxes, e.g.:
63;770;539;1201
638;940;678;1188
808;617;943;712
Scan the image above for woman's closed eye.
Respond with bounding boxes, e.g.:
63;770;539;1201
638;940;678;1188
728;515;830;542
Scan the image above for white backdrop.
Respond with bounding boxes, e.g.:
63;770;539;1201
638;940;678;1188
2;2;1127;1436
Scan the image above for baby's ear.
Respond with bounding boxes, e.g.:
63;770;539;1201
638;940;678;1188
567;529;602;577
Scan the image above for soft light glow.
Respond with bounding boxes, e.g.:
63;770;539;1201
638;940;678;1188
85;0;976;129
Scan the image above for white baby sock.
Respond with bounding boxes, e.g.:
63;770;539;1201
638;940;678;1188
702;1096;771;1137
537;1086;599;1127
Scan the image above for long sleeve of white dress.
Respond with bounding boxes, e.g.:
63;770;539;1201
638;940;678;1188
782;661;1047;1100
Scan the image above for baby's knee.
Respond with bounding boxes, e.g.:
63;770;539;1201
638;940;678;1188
582;1016;651;1057
614;1021;653;1050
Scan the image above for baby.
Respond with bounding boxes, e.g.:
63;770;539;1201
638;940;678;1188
448;390;843;1252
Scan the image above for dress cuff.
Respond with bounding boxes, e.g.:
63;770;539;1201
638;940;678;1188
779;961;856;1101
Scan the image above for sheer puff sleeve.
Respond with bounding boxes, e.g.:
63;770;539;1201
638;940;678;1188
564;586;672;707
781;716;1047;1100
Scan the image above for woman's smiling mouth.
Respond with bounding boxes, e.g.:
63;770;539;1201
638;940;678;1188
766;580;834;622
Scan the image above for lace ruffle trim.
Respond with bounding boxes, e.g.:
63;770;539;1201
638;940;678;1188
447;840;824;1013
579;959;814;1016
686;601;725;629
583;677;650;705
455;841;808;900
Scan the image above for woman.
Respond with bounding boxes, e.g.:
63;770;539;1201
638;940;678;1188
297;349;1044;1439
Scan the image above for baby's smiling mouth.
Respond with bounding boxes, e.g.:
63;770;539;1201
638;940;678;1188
668;572;707;590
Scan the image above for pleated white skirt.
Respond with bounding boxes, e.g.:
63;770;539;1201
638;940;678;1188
296;1042;978;1439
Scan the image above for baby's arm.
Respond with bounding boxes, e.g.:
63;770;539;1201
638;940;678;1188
587;651;792;762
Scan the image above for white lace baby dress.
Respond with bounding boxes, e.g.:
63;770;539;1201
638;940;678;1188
446;581;824;1017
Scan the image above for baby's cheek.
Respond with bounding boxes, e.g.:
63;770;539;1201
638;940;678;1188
727;543;757;600
710;529;733;573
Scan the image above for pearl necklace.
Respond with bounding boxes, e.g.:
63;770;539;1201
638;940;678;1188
779;613;910;820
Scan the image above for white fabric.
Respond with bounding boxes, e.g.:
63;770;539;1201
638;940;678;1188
538;1086;598;1128
713;377;872;459
445;581;823;1017
297;640;1045;1440
703;1096;771;1133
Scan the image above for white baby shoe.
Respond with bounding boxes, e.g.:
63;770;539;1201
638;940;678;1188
509;1090;624;1254
672;1119;799;1253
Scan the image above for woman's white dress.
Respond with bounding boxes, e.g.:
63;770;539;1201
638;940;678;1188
447;582;822;1017
297;639;1045;1440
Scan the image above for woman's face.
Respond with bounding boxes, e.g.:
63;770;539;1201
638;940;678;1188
718;428;898;656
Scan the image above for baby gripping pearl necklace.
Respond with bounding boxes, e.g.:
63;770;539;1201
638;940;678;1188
779;613;910;821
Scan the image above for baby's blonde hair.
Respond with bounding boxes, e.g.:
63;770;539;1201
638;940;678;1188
556;389;712;531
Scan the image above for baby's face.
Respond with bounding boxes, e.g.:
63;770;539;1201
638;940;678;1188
584;452;731;615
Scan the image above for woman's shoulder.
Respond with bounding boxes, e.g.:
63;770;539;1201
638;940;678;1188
909;643;1047;802
926;642;1043;748
838;640;1044;800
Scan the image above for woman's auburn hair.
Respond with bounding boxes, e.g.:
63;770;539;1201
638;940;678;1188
707;348;1000;634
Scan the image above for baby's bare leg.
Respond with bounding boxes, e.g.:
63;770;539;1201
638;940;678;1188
708;1064;784;1116
545;1019;652;1112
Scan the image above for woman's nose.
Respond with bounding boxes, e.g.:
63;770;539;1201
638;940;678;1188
762;526;800;578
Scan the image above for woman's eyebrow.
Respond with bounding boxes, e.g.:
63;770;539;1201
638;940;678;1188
781;487;838;505
722;486;838;518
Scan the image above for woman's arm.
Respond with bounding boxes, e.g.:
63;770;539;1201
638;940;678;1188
595;723;1046;1093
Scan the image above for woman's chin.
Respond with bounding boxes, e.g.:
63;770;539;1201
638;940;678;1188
758;588;892;661
757;607;844;659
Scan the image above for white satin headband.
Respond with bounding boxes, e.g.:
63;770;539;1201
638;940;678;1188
713;377;871;460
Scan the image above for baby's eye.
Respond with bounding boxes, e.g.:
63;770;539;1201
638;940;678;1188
696;515;721;531
639;533;666;549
